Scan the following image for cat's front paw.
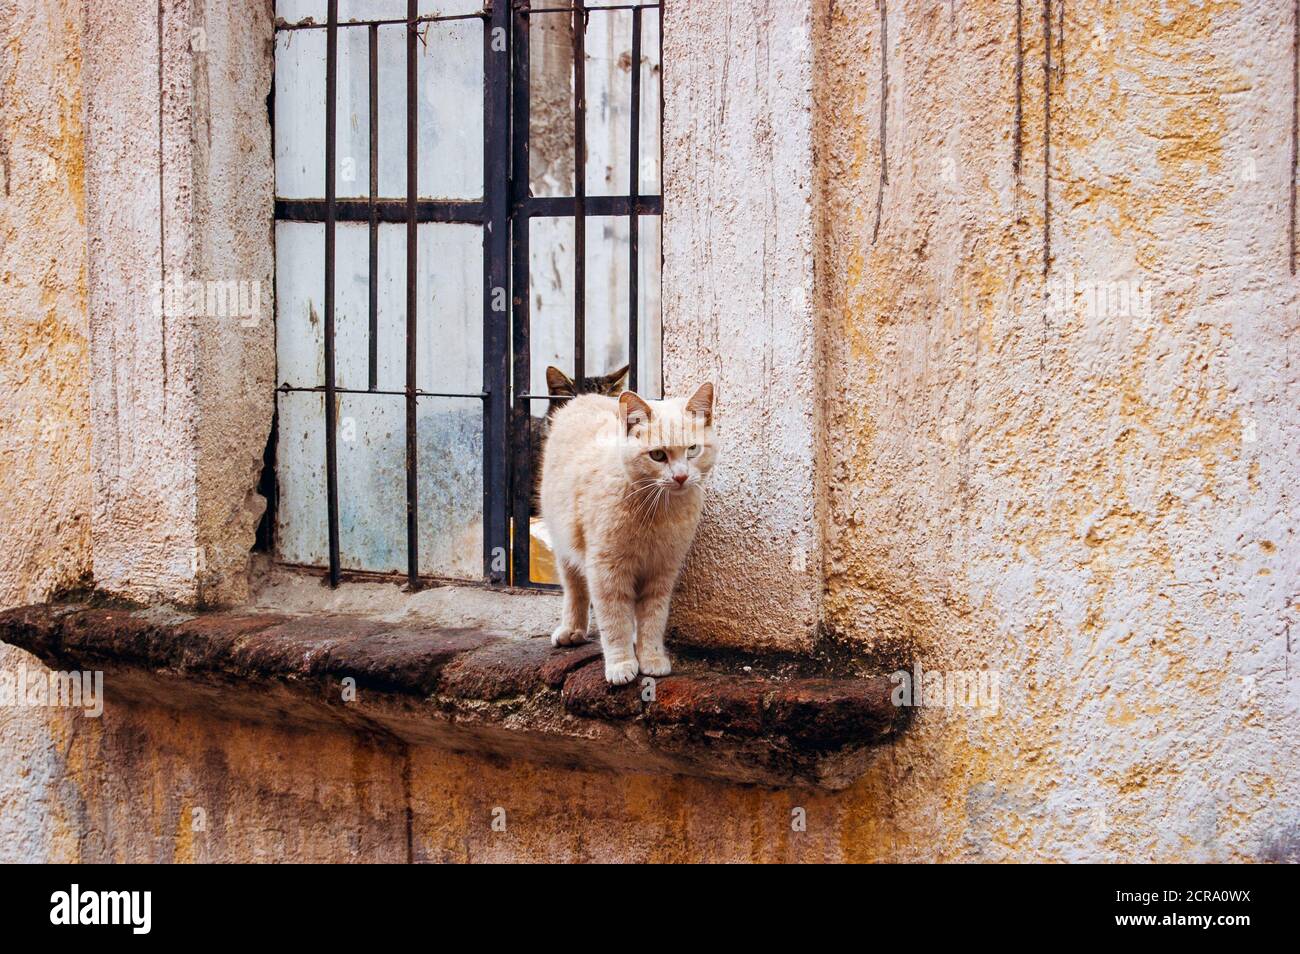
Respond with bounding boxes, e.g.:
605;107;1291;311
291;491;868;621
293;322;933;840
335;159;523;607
551;626;588;647
637;652;672;677
604;658;640;685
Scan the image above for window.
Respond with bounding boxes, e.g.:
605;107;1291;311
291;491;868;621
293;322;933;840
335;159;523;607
271;1;663;589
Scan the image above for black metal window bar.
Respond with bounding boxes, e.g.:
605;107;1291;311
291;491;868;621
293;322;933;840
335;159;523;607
273;1;663;589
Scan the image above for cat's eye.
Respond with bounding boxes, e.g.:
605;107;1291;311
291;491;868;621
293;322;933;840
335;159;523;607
649;449;668;463
686;444;701;458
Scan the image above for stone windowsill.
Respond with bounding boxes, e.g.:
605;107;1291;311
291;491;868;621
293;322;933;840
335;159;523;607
0;601;909;790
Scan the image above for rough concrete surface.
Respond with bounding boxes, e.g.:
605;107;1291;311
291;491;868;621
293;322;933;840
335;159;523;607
0;0;93;866
662;0;824;653
815;0;1298;860
84;0;274;607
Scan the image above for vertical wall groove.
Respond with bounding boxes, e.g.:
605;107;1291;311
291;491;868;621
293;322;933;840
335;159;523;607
157;0;167;414
871;0;888;244
1014;0;1023;181
1290;0;1297;274
1041;0;1052;281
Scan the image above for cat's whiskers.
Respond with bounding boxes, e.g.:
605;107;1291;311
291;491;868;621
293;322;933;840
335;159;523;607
635;484;668;534
630;482;666;529
625;480;661;509
632;479;673;530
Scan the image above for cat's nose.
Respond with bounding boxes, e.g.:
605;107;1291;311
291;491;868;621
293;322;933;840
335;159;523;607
673;473;687;486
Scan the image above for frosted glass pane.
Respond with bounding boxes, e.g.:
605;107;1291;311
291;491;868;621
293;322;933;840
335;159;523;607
417;0;482;14
529;14;574;198
528;9;661;199
635;215;663;397
276;390;484;577
372;223;405;390
375;24;406;196
273;27;371;199
583;9;631;197
278;11;482;201
582;216;629;377
419;224;482;393
276;222;478;395
274;222;371;390
420;19;483;199
368;223;482;394
277;1;324;22
334;224;371;389
528;217;575;402
336;25;370;199
638;11;662;195
275;222;324;389
275;29;325;199
418;397;483;580
375;19;483;200
339;1;405;19
337;393;408;573
528;216;659;400
275;390;328;566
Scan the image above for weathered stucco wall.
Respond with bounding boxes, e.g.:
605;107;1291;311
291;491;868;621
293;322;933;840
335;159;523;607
0;0;93;863
85;0;274;607
662;0;824;653
191;0;277;606
816;0;1298;860
1;0;1296;863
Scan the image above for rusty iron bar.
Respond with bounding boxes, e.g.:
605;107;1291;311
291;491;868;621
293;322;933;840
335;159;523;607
369;23;379;392
405;0;420;589
323;0;342;587
510;1;533;586
275;12;486;31
276;195;658;223
279;384;487;399
276;197;484;222
628;6;641;393
524;4;658;12
483;0;512;584
573;1;587;383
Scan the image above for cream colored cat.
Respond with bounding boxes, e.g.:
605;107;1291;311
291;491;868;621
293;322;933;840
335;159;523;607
539;383;716;684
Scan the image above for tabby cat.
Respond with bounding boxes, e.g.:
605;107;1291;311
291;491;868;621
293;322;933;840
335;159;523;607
529;364;628;506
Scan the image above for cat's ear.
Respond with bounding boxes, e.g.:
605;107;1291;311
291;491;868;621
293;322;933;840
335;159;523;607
619;391;653;436
604;364;630;393
686;382;714;425
546;366;576;396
